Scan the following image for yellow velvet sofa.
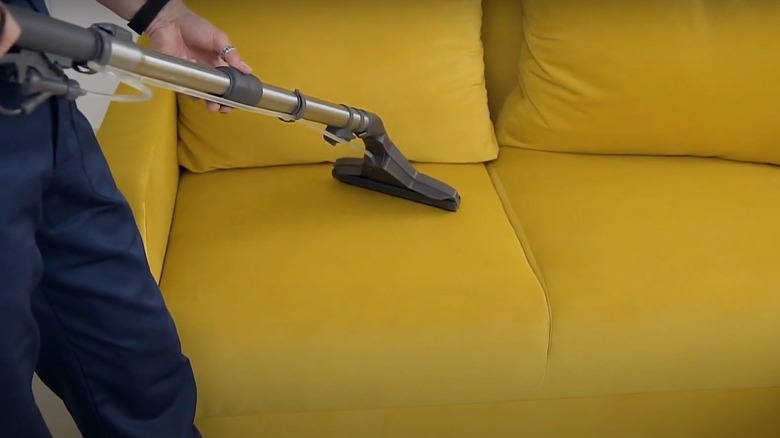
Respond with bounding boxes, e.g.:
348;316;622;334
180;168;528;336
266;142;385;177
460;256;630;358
95;0;780;436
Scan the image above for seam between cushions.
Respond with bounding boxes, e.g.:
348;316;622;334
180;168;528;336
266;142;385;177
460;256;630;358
144;91;180;284
152;94;180;283
485;161;552;380
139;110;159;275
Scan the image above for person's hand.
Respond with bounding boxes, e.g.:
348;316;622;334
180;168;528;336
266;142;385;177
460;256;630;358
0;4;21;56
145;1;252;113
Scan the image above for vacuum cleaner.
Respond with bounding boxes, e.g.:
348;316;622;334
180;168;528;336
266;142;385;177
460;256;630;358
0;5;461;212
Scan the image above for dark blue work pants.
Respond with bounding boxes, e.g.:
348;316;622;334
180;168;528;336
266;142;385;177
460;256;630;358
0;76;201;438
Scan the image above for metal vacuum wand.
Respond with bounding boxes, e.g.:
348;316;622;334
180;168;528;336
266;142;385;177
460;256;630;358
2;5;461;212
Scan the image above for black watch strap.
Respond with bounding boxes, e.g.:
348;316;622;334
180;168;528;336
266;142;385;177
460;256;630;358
128;0;171;35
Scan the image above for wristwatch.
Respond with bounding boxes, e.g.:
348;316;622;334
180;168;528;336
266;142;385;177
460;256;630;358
128;0;170;35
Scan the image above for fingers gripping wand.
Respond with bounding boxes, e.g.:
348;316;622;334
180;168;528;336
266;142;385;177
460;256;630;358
1;6;461;212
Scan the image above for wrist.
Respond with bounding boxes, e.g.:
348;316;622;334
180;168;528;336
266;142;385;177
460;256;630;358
144;0;188;35
119;0;188;35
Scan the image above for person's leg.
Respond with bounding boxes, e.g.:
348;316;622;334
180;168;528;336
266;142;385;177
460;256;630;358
0;91;56;438
32;98;201;438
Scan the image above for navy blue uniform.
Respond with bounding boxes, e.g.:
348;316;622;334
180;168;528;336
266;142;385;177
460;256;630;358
1;1;201;437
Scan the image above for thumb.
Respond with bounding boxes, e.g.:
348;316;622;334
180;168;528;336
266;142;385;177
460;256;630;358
214;32;252;75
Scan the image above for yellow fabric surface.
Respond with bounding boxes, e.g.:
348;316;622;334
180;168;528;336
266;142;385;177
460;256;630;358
482;0;524;121
176;0;498;171
96;85;180;282
196;386;780;438
489;148;780;399
158;163;549;418
496;0;780;165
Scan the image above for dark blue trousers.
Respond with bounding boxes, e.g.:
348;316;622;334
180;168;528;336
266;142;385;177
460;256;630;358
0;73;201;438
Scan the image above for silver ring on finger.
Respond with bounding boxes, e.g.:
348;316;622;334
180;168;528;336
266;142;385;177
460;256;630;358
220;45;236;61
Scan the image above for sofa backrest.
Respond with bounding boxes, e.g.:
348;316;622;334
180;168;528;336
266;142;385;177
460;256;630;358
175;0;501;173
494;0;780;166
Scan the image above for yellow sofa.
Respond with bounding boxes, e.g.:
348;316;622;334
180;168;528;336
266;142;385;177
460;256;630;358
96;0;780;436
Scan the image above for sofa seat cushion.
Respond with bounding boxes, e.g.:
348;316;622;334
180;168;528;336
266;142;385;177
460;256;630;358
195;387;780;438
159;163;549;418
489;148;780;399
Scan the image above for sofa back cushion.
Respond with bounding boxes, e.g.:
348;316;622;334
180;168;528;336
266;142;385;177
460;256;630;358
481;0;525;122
176;0;498;172
495;0;780;165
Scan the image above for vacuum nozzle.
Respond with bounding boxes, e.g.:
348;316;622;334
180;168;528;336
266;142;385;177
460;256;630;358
327;112;461;212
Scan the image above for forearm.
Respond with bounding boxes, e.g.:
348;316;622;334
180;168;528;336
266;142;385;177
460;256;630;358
95;0;188;33
96;0;151;20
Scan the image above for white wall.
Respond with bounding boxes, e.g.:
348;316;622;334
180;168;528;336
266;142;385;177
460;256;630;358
32;4;134;438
